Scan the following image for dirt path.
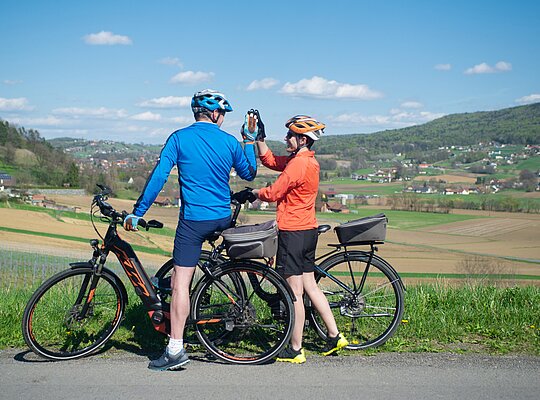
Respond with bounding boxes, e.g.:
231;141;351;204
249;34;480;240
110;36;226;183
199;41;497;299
2;195;539;279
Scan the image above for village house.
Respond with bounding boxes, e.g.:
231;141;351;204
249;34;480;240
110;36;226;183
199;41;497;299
154;196;174;207
321;202;350;213
0;173;15;190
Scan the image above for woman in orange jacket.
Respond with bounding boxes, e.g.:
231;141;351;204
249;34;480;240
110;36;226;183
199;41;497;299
251;114;349;363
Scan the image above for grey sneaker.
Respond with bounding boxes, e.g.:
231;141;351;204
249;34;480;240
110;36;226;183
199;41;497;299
148;348;190;371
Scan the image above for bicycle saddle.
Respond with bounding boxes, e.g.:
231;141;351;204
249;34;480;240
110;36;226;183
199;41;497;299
317;225;331;234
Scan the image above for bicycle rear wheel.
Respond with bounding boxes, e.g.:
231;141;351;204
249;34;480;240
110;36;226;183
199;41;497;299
307;252;404;349
191;261;294;364
22;267;126;360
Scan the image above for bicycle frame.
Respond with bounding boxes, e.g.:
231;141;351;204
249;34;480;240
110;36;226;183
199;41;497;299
313;241;405;300
81;207;289;337
72;218;171;334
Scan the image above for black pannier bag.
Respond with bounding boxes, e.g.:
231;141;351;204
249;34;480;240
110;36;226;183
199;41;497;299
221;220;278;259
334;213;387;244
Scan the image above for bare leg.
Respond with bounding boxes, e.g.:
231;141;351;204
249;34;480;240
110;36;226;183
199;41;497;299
286;274;305;351
170;265;196;340
302;272;339;338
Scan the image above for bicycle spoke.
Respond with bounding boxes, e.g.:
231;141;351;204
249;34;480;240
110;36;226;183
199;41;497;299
192;264;294;364
309;253;404;349
22;268;124;360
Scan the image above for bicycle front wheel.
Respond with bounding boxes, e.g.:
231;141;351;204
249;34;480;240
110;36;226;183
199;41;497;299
22;267;126;360
308;252;404;349
191;261;294;364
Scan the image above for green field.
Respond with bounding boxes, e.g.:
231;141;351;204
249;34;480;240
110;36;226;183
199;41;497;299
516;156;540;171
2;283;538;355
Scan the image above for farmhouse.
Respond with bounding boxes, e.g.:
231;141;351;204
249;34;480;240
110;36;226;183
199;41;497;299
321;202;350;213
154;196;174;207
0;173;15;190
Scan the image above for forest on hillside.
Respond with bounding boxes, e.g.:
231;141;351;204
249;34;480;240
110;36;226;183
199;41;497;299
315;102;540;157
1;102;539;190
0;120;79;188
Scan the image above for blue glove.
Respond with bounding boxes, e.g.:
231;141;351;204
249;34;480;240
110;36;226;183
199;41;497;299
241;109;259;143
124;214;140;231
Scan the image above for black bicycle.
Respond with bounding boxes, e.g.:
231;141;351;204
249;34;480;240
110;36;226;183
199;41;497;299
21;185;295;364
157;213;405;350
305;222;405;349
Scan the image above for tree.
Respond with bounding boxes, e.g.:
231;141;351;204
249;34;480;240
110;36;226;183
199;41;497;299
519;169;538;192
65;163;80;187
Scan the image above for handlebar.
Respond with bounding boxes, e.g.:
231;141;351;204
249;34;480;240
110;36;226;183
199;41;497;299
92;184;249;232
92;185;163;231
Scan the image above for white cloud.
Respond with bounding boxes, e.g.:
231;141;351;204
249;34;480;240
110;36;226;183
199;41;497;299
159;57;183;67
247;78;279;91
330;109;445;129
138;96;191;108
435;63;452;71
515;94;540;105
280;76;383;100
10;116;64;126
3;79;22;85
464;61;512;75
0;97;32;111
170;70;214;84
401;101;423;109
495;61;512;71
130;111;162;121
332;113;391;125
170;116;194;124
83;31;132;45
52;107;128;119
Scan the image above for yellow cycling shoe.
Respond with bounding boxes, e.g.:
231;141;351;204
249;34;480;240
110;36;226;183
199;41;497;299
321;333;349;356
276;346;306;364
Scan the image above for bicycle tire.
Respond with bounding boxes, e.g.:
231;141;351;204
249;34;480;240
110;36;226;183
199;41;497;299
22;267;126;360
307;252;404;350
191;261;294;364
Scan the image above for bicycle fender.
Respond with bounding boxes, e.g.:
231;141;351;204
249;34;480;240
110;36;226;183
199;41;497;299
370;253;406;291
69;262;130;304
318;251;405;291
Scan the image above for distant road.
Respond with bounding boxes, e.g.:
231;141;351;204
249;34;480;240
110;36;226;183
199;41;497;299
1;349;539;400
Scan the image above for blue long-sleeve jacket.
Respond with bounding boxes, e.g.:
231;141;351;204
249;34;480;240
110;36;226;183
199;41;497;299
133;121;257;220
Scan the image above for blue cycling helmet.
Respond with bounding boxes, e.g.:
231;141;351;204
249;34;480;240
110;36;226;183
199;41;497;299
191;89;233;113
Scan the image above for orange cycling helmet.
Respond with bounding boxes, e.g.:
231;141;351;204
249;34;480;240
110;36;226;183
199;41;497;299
285;115;325;141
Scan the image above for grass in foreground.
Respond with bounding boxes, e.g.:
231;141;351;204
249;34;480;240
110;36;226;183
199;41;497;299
2;283;538;356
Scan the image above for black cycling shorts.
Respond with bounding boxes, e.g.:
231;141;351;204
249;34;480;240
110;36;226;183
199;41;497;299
275;228;318;277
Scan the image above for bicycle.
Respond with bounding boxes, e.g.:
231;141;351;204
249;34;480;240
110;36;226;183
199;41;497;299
305;215;405;349
21;185;295;365
156;213;405;351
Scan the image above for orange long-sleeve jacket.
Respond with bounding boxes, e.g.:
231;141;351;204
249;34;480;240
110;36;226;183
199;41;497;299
258;149;319;231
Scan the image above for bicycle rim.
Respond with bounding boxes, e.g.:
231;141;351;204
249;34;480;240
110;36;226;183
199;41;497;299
22;268;125;360
192;263;294;364
309;254;404;349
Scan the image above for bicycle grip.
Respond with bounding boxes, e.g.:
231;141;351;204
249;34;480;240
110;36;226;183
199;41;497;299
138;219;164;231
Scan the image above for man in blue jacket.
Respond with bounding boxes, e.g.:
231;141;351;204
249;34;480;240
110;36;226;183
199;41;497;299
124;89;258;370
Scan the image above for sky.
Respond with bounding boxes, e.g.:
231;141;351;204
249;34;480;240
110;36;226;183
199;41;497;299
1;0;539;144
